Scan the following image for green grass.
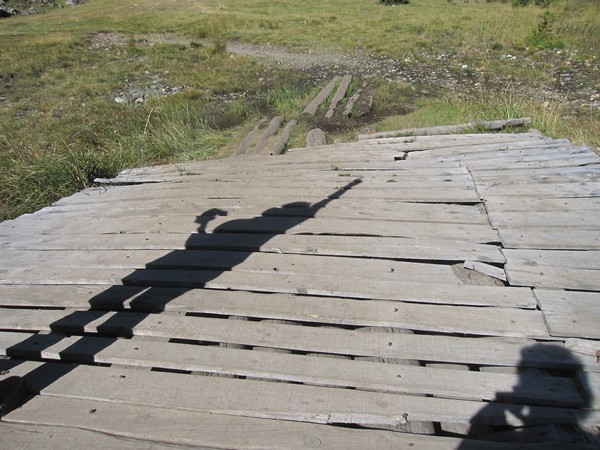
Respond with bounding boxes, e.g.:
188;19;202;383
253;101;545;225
1;0;599;220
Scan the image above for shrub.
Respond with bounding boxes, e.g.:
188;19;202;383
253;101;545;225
512;0;554;7
527;10;563;49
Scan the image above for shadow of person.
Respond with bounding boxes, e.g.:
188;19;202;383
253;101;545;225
458;343;597;447
1;178;362;416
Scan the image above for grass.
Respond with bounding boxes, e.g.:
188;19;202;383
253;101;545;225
1;0;599;220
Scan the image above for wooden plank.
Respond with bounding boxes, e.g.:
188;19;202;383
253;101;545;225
0;233;506;264
0;269;537;309
535;290;600;315
0;283;533;323
268;119;297;156
302;76;341;115
325;74;352;119
464;261;507;282
485;196;600;213
406;141;572;161
544;313;600;340
0;249;466;286
504;250;600;270
0;422;176;450
7;397;586;450
32;196;488;223
502;249;600;269
473;172;600;186
0;332;577;404
83;175;481;193
253;116;284;154
0;309;563;366
0;278;547;336
480;183;600;200
465;154;600;171
404;146;587;167
0;216;498;243
359;132;546;145
3;362;599;428
499;228;600;250
505;264;600;291
231;117;269;157
490;211;600;229
473;165;600;183
579;371;600;410
20;199;492;226
39;179;481;201
564;339;600;372
357;119;532;140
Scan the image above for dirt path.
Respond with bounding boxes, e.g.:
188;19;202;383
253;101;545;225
89;32;599;112
227;41;599;112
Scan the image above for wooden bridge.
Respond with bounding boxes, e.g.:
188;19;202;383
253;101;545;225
1;124;600;447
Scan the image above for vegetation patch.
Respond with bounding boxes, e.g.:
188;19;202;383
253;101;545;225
0;0;598;220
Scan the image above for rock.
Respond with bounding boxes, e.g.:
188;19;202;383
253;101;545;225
306;128;327;147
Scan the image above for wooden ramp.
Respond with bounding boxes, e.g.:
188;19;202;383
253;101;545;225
1;130;600;448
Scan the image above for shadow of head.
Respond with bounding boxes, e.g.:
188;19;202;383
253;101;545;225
509;343;593;422
195;208;228;232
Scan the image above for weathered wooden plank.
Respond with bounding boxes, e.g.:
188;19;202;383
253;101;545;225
0;308;562;366
0;282;533;326
0;281;547;336
404;146;588;168
565;338;600;370
342;84;363;117
34;193;486;220
0;249;466;286
535;290;600;315
474;173;600;188
21;199;491;226
470;423;600;446
8;397;589;450
544;313;600;340
0;188;484;223
505;250;600;270
0;422;175;450
302;76;341;115
579;371;600;410
252;116;284;155
499;228;600;250
465;154;600;171
489;211;600;229
231;117;269;157
485;196;600;213
0;332;576;404
464;261;507;282
406;141;572;161
359;132;546;145
505;264;600;291
325;74;352;119
480;183;600;200
474;163;600;178
357;119;532;140
0;215;498;243
2;362;598;427
268;119;297;156
0;268;537;309
0;233;506;264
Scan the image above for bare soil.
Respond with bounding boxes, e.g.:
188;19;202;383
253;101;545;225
88;32;599;132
